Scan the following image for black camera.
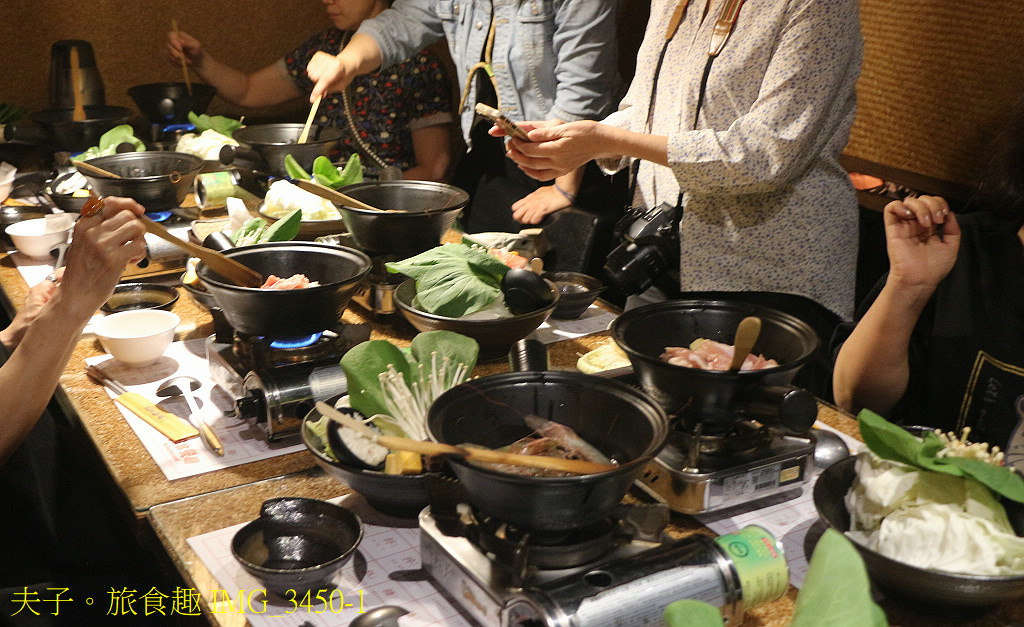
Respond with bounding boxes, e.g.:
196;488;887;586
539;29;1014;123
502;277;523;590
603;201;681;296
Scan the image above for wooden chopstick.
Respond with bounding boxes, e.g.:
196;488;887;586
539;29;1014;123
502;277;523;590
316;402;617;475
171;19;193;97
298;95;322;144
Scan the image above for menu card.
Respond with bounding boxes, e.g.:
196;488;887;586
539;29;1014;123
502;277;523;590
86;338;305;480
187;494;473;627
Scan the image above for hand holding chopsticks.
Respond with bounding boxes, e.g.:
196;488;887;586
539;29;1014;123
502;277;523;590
171;19;193;96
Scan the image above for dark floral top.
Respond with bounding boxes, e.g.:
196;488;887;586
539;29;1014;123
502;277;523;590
284;27;454;175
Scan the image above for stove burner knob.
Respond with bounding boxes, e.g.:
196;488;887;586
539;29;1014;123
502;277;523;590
744;385;816;433
234;392;264;422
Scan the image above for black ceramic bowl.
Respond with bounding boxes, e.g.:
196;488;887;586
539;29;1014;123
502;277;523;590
610;299;819;427
426;371;669;532
335;181;468;258
542;271;606;320
394;279;559;361
233;123;343;178
101;282;179;313
45;172;91;213
81;152;204;212
302;408;430;519
813;456;1024;608
196;242;371;337
128;82;217;126
231;497;362;599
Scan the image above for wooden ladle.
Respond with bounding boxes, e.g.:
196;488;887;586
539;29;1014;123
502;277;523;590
75;160;122;179
316;402;617;475
728;316;762;372
291;179;395;213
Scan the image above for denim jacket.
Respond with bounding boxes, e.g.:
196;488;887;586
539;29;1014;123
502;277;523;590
358;0;623;144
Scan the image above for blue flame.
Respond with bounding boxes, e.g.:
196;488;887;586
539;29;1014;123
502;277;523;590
268;333;323;349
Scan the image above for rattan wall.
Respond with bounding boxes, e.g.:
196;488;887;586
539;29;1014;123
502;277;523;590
847;0;1024;188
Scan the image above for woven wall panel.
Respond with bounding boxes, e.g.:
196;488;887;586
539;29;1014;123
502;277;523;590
848;0;1024;186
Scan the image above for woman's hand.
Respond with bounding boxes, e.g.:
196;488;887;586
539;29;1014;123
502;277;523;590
166;29;204;69
883;195;959;293
502;120;607;181
58;197;147;321
0;271;61;351
511;185;572;225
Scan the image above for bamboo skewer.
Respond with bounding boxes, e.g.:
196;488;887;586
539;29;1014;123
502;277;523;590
171;19;193;96
298;95;322;144
316;402;617;475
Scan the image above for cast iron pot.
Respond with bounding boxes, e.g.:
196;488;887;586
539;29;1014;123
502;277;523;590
426;371;669;532
232;123;342;177
127;82;217;126
610;300;819;432
336;181;468;258
27;105;133;153
196;242;371;336
81;152;203;212
814;456;1024;607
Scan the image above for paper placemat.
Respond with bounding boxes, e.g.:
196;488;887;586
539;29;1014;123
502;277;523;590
695;422;863;588
531;305;617;344
85;338;305;481
187;494;473;626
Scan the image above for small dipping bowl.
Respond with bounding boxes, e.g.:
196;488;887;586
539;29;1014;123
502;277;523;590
4;217;73;259
93;309;179;366
101;283;179;314
231;497;363;599
542;271;606;320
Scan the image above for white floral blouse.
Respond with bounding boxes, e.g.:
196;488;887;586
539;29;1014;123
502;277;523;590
601;0;863;319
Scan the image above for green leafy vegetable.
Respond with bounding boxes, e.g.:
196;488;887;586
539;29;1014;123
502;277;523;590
231;217;267;246
72;124;146;161
790;529;888;627
284;154;311;181
261;208;302;243
0;103;25;125
339;331;478;439
187;111;243;137
312;154;363;189
386;243;510;317
857;410;1024;503
663;600;723;627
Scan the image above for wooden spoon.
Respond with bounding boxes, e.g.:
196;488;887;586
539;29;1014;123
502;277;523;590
298;95;322;144
75;160;122;179
171;19;193;97
70;47;86;122
143;218;264;288
728;316;762;372
316;402;617;475
291;178;395;213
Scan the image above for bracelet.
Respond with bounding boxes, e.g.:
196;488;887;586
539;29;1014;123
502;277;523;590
553;182;578;204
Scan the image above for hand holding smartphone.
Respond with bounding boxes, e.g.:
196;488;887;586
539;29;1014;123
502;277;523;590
475;103;532;142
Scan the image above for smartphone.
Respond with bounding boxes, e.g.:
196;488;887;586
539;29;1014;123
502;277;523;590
474;103;532;142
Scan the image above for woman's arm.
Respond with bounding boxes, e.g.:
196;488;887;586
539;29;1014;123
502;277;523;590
833;197;957;414
0;198;147;463
168;29;301;107
402;124;452;182
506;120;668;182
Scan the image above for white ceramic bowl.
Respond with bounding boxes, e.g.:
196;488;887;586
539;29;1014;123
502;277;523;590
93;310;180;366
4;217;72;259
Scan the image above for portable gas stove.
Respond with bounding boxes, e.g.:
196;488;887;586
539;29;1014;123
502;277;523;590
419;480;786;627
635;420;816;515
205;310;370;440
